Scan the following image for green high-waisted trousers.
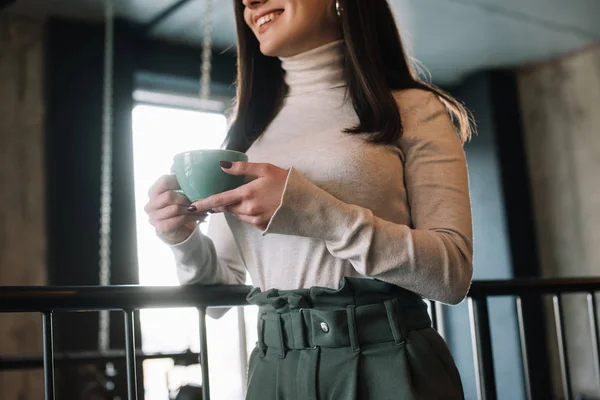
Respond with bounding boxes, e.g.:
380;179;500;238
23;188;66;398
245;277;464;400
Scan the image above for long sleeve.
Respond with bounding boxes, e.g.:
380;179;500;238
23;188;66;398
171;213;246;287
263;90;473;304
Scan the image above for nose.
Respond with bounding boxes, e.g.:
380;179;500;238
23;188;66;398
242;0;268;9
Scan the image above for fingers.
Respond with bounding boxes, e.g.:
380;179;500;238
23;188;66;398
148;201;207;226
145;172;211;243
208;200;265;229
220;161;273;177
149;203;207;234
144;189;190;214
147;192;207;226
190;186;247;213
148;174;180;198
149;204;197;223
153;214;206;239
225;201;262;217
231;213;269;231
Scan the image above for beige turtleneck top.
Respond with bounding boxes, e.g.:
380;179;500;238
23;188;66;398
170;41;473;305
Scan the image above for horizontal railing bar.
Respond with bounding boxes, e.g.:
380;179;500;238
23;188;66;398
0;284;252;313
0;350;201;371
2;278;600;314
468;277;600;297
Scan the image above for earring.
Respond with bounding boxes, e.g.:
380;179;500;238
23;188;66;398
336;0;343;17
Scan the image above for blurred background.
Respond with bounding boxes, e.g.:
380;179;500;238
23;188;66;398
0;0;599;399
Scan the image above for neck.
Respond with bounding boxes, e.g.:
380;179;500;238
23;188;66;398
279;40;346;97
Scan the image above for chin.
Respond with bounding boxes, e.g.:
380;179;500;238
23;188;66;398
259;41;285;57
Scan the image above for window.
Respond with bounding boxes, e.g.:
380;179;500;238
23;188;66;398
131;104;255;400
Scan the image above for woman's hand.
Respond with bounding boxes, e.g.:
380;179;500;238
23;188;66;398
188;162;289;231
145;174;208;244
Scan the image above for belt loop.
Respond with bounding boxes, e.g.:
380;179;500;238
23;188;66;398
346;305;360;352
302;309;317;349
276;314;286;359
384;298;407;346
257;313;266;357
291;309;308;349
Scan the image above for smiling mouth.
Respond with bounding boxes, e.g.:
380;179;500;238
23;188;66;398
256;10;284;31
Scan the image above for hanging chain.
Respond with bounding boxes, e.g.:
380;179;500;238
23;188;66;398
96;0;211;353
99;0;115;353
200;0;213;101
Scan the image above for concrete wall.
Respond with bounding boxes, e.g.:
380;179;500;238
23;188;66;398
0;15;46;400
518;45;600;398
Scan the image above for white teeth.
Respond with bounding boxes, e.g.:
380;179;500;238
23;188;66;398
257;12;282;28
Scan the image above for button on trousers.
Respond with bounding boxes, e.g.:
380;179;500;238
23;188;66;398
245;277;464;400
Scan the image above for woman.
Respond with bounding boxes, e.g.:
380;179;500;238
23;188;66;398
145;0;473;398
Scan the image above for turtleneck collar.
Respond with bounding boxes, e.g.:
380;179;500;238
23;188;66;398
279;40;346;97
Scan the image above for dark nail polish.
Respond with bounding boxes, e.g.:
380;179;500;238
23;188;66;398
219;161;233;169
187;206;197;212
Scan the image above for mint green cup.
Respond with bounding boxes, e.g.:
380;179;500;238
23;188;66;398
173;149;248;201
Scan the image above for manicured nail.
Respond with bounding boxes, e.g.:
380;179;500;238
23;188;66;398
187;206;197;212
219;161;233;169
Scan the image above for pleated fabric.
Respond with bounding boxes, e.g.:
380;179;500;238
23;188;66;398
245;277;464;400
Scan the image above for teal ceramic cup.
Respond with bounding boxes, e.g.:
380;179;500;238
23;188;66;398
173;149;248;201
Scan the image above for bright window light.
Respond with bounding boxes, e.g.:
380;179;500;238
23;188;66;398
131;104;249;400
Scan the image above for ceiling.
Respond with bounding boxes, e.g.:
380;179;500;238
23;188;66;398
6;0;600;84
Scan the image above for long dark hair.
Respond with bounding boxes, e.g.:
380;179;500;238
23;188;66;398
225;0;473;152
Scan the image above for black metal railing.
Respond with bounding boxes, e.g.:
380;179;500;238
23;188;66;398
2;278;600;400
0;349;202;371
467;278;600;400
0;284;251;400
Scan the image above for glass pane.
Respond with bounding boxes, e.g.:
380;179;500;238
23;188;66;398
131;104;246;400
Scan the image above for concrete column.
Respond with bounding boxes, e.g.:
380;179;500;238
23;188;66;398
518;45;600;398
0;15;47;400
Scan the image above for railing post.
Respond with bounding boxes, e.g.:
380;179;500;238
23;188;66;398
587;293;600;393
427;301;447;339
42;312;55;400
515;296;532;400
468;296;497;400
435;301;446;339
124;310;138;400
428;300;437;331
198;307;211;400
238;307;249;391
552;295;571;400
